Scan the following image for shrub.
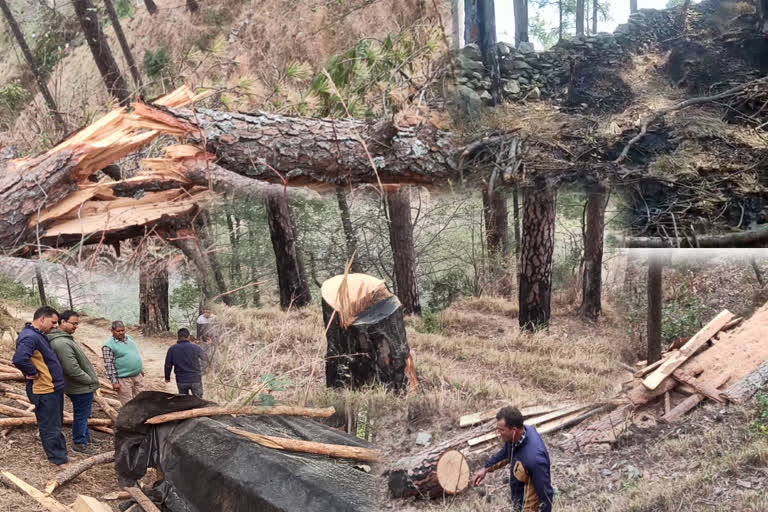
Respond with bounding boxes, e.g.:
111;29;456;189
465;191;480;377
0;80;28;114
143;47;171;79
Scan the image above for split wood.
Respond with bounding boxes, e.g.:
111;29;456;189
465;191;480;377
45;451;115;494
226;427;380;462
0;471;71;512
0;416;112;427
93;395;118;422
123;487;161;512
144;405;335;424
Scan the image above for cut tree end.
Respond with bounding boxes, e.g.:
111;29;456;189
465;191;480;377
321;273;392;328
435;450;470;495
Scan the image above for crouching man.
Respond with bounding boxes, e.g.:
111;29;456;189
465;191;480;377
473;406;554;512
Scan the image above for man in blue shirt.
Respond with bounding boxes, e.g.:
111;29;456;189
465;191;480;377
473;406;554;512
164;328;205;398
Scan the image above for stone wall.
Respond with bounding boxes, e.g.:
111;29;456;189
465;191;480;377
455;8;681;106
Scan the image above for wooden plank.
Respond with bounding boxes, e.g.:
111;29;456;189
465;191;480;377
71;495;112;512
537;406;606;435
0;471;71;512
643;310;735;390
634;353;672;377
661;374;729;423
672;369;726;403
664;392;671;415
467;431;497;447
527;403;592;426
459;404;564;428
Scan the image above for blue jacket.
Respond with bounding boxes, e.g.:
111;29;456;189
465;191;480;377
484;426;554;512
164;340;204;384
12;324;65;395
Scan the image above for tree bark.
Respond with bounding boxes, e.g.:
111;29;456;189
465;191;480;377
721;360;768;404
630;0;637;14
387;187;421;316
579;186;606;321
145;405;336;424
518;181;556;331
477;0;502;105
647;255;663;365
558;0;563;42
592;0;598;33
451;0;461;49
72;0;131;105
482;186;512;295
247;220;261;306
576;0;585;36
226;211;245;304
143;0;158;15
35;265;47;306
0;0;67;131
264;194;312;309
512;184;521;258
196;211;233;306
44;451;115;495
102;0;143;91
139;256;169;336
336;189;363;273
513;0;528;46
464;0;479;47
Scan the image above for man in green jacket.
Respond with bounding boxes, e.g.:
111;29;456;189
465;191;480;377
102;321;144;405
49;310;101;455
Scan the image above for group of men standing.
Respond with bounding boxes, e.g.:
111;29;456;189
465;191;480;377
11;306;210;467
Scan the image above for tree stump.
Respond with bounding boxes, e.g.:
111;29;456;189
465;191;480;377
388;449;470;498
321;273;413;391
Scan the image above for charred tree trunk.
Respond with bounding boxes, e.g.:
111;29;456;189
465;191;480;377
0;0;67;131
72;0;131;105
630;0;638;14
578;185;606;321
35;265;47;306
322;274;412;391
592;0;598;33
513;0;529;46
186;0;199;13
647;255;663;365
558;0;563;41
464;0;479;46
477;0;502;105
143;0;158;15
264;194;312;309
576;0;585;35
139;257;169;336
387;187;421;316
336;189;363;273
102;0;143;91
518;181;556;331
482;186;512;295
512;185;521;257
62;264;74;310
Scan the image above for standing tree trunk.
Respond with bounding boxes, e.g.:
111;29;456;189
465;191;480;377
482;186;511;295
576;0;585;35
186;0;199;13
477;0;502;104
578;186;607;322
336;189;363;273
451;0;461;49
62;264;74;310
247;220;261;307
264;194;312;309
592;0;598;33
647;255;663;365
513;0;528;46
630;0;638;14
71;0;131;105
0;0;67;131
518;181;556;331
558;0;563;41
102;0;143;91
387;187;421;316
35;265;47;306
225;212;245;304
143;0;158;15
464;0;479;47
196;211;233;306
139;257;169;336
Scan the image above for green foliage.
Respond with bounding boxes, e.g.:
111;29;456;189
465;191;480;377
752;391;768;436
242;373;291;406
143;47;171;78
170;279;200;327
661;282;709;342
0;274;40;307
0;80;28;114
32;28;66;79
115;0;133;18
424;269;472;312
417;308;442;334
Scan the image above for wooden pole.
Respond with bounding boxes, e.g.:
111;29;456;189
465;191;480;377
0;471;71;512
123;487;161;512
0;372;24;381
0;417;112;427
44;451;115;494
93;394;118;422
144;405;335;424
0;403;34;417
227;427;380;462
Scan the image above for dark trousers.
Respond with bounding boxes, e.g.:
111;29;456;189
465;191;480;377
67;392;93;445
177;381;203;398
27;390;67;465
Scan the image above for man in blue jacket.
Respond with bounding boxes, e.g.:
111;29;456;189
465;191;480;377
164;328;205;398
12;306;69;466
473;406;554;512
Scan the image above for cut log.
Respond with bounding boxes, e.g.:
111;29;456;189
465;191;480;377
321;273;413;391
388;448;470;498
664;391;671;415
0;363;20;373
634;352;671;378
671;369;726;403
0;403;35;417
101;491;131;500
0;417;112;427
72;495;112;512
92;426;114;435
93;394;118;422
226;427;380;462
459;404;564;428
0;372;25;381
0;471;71;512
642;310;735;390
144;405;335;424
44;451;115;494
721;359;768;403
123;486;161;512
661;374;730;423
628;376;678;406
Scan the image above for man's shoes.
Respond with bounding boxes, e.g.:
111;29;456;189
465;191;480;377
72;443;99;455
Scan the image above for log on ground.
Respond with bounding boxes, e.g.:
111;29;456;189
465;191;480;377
44;450;115;494
388;448;470;499
721;359;768;403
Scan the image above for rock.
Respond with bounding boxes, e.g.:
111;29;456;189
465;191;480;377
457;76;469;84
736;479;752;489
457;85;483;114
529;87;541;100
456;53;485;73
602;468;612;477
415;431;432;446
480;80;492;90
512;59;532;70
497;42;513;56
518;41;535;54
459;43;483;62
472;71;483;80
503;80;521;95
479;90;493;104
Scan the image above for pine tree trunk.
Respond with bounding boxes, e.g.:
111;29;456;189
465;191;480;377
464;0;479;45
0;0;67;131
226;212;245;304
102;0;143;91
196;211;233;306
264;194;312;309
143;0;158;15
647;256;663;364
247;220;261;307
451;0;460;49
513;0;528;46
579;186;606;321
139;257;169;336
576;0;585;35
482;186;512;295
512;185;521;256
186;0;199;13
630;0;638;14
592;0;598;33
387;188;421;316
558;0;563;41
477;0;502;104
518;181;556;331
35;265;47;306
336;189;363;273
71;0;131;105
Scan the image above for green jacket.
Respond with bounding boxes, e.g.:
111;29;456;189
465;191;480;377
48;329;100;395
